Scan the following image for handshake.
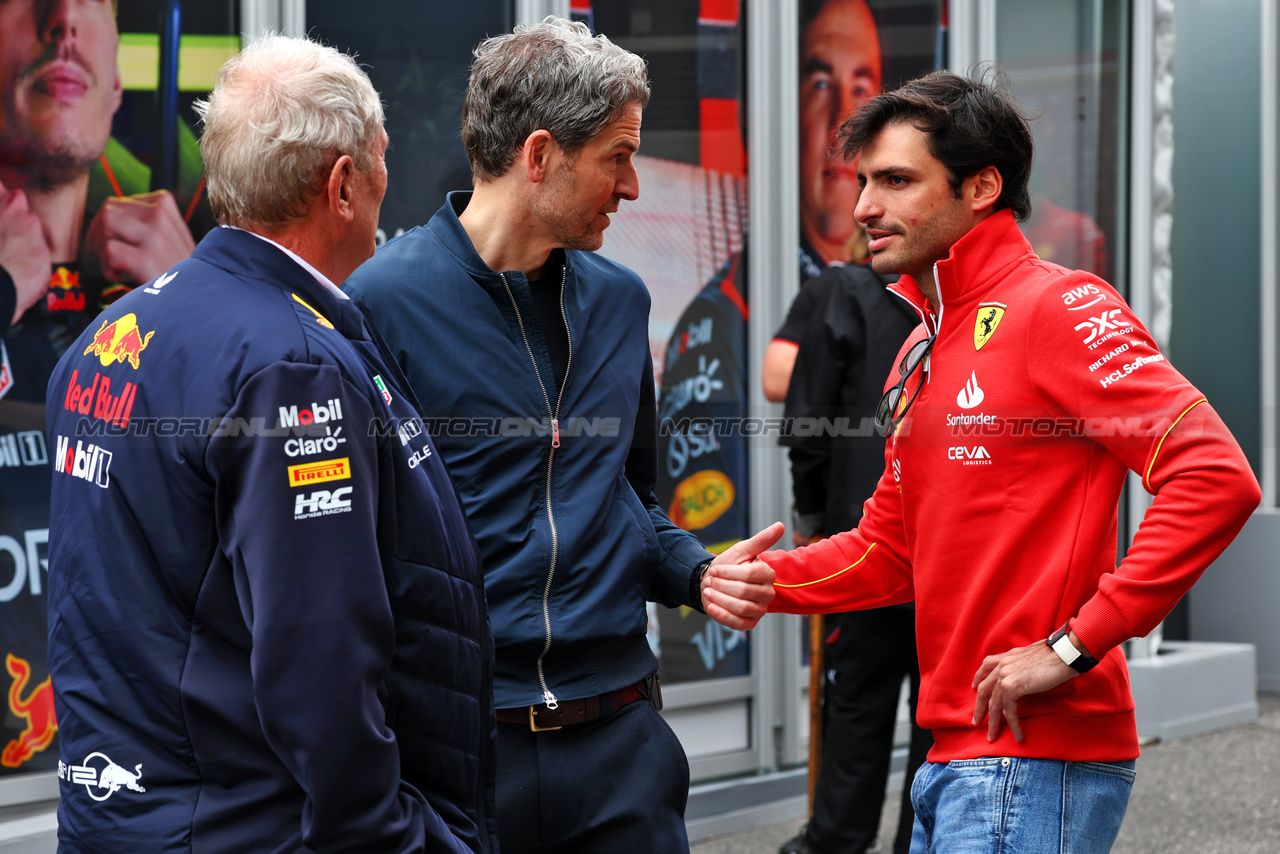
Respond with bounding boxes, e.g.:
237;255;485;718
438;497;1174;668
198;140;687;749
699;521;786;631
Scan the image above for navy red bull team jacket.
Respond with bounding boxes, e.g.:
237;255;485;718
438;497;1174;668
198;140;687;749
45;226;497;853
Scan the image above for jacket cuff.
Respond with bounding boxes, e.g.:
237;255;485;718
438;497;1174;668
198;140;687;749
1071;592;1133;659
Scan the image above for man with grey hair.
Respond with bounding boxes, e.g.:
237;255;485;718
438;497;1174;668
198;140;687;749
346;17;778;854
45;36;497;854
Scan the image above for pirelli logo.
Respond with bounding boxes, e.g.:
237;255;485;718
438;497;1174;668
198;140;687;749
287;457;351;488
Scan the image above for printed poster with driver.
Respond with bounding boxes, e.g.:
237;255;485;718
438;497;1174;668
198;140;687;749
0;0;236;779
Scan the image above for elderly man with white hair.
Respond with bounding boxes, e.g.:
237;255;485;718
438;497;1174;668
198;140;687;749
44;36;497;854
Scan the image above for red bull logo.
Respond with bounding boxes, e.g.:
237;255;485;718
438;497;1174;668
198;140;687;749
63;370;139;428
292;294;335;329
84;313;155;370
49;266;79;291
46;266;86;312
2;654;58;768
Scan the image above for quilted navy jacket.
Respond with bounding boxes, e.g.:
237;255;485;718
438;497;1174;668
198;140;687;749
45;227;497;854
345;193;712;709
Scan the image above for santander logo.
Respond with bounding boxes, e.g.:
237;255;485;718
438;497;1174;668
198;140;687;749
956;371;984;409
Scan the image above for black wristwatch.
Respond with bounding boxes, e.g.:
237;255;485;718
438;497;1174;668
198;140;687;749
1046;622;1100;673
690;558;714;611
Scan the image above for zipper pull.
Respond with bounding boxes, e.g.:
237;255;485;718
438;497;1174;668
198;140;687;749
551;417;560;449
543;689;558;710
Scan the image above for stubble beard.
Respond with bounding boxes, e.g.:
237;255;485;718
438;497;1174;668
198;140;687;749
869;200;970;285
533;159;607;252
2;78;109;191
0;123;103;192
552;213;604;252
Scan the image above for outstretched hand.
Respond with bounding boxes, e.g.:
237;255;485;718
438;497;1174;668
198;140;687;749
701;521;783;631
971;641;1076;743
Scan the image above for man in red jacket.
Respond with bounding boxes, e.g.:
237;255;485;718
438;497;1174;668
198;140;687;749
704;70;1261;852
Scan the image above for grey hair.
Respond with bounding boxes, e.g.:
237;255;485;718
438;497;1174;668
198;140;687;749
461;16;650;181
194;35;385;229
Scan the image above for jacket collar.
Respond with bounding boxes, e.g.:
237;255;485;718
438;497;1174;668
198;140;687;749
887;209;1035;331
191;226;369;341
429;190;573;284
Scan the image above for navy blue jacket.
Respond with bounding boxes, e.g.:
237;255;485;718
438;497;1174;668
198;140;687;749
345;194;712;708
45;227;497;854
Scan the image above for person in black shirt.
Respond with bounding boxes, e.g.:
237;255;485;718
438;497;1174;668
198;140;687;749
763;0;885;402
779;259;932;854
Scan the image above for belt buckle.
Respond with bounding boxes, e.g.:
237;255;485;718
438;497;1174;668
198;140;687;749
528;706;562;732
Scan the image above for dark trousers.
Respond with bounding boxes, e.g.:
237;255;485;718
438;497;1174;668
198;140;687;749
806;607;933;854
496;697;691;854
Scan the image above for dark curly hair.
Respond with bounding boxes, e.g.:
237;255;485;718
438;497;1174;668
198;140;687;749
839;67;1035;221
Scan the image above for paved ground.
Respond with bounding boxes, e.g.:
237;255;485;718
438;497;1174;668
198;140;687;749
692;694;1280;854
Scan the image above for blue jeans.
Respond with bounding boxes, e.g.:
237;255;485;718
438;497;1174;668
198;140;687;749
909;756;1136;853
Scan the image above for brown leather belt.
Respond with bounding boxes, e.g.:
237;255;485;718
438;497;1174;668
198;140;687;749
496;679;650;732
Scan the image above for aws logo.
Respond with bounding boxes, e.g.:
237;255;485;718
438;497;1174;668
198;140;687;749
1061;283;1106;311
2;654;57;769
947;446;993;465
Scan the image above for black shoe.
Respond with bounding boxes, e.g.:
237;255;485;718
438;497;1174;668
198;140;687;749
779;832;880;854
779;834;818;854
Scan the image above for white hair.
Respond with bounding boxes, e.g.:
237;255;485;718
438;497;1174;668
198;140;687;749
194;35;385;228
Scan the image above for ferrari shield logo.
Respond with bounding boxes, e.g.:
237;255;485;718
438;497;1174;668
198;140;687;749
974;303;1006;351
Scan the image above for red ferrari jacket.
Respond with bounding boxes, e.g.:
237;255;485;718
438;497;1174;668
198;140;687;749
764;210;1260;762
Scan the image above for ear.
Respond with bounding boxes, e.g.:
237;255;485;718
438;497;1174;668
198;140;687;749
967;165;1002;213
326;155;357;222
109;50;123;114
520;130;556;184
